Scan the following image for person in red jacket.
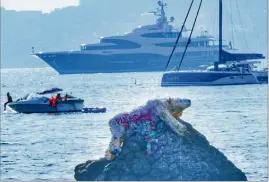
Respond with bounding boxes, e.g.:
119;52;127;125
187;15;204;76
49;96;57;108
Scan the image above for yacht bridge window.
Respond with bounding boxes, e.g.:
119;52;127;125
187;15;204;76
81;39;141;50
155;40;215;48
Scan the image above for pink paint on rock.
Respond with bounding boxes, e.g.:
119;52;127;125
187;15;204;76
116;109;154;128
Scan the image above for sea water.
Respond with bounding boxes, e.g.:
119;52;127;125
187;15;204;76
0;68;267;180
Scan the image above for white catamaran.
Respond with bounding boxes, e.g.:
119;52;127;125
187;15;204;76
161;0;268;86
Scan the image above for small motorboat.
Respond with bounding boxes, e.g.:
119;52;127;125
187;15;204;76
7;88;84;114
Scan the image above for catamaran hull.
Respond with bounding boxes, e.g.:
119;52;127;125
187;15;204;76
161;72;261;86
253;71;268;83
7;100;84;114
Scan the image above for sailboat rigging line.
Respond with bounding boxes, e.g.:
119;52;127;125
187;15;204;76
246;0;261;50
229;0;235;49
164;0;195;70
235;0;250;52
212;0;218;37
177;0;203;71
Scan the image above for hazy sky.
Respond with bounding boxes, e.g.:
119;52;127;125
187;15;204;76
1;0;79;12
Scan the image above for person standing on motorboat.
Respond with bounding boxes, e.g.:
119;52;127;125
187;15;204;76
64;94;68;101
49;93;62;108
56;93;62;101
49;96;56;107
4;92;13;111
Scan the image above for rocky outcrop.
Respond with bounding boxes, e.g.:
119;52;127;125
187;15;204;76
74;98;247;181
74;159;110;181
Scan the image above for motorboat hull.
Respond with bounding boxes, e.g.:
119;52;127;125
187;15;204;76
161;71;261;86
7;99;84;113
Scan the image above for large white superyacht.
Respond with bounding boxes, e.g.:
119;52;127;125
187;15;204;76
33;1;264;74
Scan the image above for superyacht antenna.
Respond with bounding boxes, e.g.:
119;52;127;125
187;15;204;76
149;1;166;16
164;0;195;70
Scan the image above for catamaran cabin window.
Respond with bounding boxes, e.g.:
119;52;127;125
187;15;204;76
209;41;215;46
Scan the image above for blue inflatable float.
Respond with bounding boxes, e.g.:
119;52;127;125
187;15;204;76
82;107;106;113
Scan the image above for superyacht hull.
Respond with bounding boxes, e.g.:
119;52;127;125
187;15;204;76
35;52;217;74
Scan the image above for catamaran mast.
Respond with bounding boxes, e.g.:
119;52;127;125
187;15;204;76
215;0;222;70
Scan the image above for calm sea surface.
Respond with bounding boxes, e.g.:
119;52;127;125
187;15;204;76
0;68;268;180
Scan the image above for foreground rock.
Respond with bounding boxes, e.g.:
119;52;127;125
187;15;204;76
74;98;247;181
